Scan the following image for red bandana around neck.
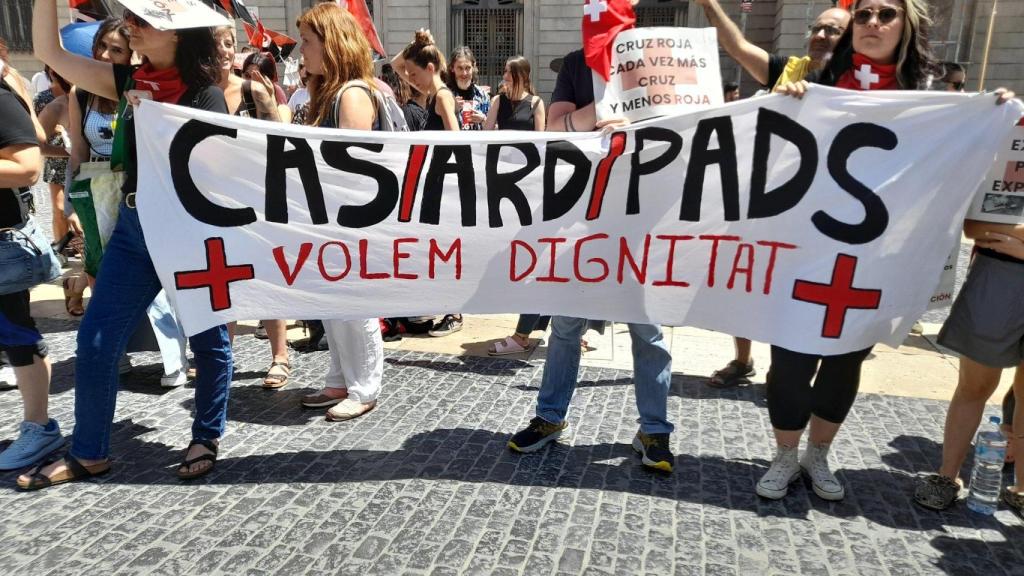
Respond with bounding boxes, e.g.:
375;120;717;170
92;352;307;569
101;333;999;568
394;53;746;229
582;0;636;82
132;63;188;104
836;53;899;91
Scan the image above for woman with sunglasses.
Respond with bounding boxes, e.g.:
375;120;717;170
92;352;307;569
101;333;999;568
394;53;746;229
293;2;384;423
760;0;1016;503
19;0;234;488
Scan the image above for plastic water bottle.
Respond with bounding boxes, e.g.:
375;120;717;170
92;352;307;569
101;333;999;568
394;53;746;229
966;416;1007;515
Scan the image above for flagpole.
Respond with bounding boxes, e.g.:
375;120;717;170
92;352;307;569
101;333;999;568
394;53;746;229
978;0;997;91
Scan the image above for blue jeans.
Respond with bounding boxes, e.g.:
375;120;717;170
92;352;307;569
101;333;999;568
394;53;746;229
71;202;232;460
536;316;673;434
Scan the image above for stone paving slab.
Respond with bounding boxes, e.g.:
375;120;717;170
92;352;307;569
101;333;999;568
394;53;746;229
1;319;1023;576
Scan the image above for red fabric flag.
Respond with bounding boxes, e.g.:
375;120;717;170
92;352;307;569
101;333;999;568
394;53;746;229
838;0;855;9
337;0;386;58
68;0;91;7
582;0;636;82
243;20;296;50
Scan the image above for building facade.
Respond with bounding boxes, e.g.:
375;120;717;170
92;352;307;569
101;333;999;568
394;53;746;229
2;0;1020;99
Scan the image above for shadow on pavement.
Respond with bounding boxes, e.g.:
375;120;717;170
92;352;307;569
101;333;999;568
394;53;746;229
2;422;1010;535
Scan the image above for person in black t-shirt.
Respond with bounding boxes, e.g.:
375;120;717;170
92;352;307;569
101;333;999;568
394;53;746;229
0;71;64;473
19;0;233;489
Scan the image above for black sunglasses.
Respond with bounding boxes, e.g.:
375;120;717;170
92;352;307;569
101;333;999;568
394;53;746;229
122;9;151;29
853;6;904;26
809;24;846;37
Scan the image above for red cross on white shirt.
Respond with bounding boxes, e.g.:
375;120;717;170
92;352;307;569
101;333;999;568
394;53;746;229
853;64;880;90
583;0;609;22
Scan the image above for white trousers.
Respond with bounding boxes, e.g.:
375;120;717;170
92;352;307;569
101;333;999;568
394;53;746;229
322;318;383;403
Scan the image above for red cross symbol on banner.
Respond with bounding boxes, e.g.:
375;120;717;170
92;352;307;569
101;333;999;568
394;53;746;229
791;254;882;339
174;237;255;312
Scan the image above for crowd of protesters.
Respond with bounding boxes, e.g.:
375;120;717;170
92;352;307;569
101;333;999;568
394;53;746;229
0;0;1022;520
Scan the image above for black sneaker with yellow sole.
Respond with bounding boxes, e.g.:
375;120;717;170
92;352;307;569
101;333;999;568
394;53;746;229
508;417;567;453
632;431;674;473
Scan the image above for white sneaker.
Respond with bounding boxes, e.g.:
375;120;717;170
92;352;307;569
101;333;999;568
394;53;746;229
161;368;188;388
118;356;133;375
0;363;15;391
800;441;845;501
756;446;800;500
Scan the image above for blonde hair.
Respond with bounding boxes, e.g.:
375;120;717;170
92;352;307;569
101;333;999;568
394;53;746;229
401;29;447;81
296;3;375;126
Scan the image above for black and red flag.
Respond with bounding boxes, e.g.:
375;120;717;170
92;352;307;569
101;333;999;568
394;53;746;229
206;0;297;60
68;0;114;22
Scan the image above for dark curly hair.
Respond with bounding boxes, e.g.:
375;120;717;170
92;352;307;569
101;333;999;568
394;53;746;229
818;0;937;90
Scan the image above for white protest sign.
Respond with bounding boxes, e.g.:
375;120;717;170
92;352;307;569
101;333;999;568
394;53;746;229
134;89;1021;355
595;27;723;123
116;0;230;30
967;118;1024;223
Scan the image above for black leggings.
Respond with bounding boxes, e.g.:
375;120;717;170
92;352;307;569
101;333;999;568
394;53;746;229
766;345;873;431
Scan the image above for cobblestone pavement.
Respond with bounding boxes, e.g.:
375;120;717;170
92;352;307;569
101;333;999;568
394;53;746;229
1;317;1023;576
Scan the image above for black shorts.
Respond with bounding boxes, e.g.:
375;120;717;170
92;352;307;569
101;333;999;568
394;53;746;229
0;289;48;367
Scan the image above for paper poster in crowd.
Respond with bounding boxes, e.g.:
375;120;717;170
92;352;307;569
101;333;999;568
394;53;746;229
927;244;959;311
594;27;723;123
117;0;230;30
134;88;1021;355
967;117;1024;224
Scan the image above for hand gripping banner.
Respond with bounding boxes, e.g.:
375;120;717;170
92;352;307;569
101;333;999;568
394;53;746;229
133;88;1023;355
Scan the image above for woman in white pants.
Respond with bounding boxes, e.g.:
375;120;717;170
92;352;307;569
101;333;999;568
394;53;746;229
293;3;385;421
301;319;383;420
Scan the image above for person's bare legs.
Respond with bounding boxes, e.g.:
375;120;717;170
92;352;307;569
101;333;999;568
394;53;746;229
773;428;802;449
735;337;752;365
937;356;1003;482
1010;365;1024;492
265;320;288;364
16;355;51;426
807;415;841;446
48;182;68;242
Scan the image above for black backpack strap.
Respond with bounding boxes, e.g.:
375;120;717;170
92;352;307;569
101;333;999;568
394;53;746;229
241;80;258;116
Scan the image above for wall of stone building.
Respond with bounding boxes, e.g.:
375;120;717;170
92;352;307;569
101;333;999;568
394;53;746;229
966;0;1023;92
7;4;72;79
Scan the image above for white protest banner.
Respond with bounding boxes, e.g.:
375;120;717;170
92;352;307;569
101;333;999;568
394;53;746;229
967;118;1024;223
595;27;723;123
117;0;230;30
134;89;1022;355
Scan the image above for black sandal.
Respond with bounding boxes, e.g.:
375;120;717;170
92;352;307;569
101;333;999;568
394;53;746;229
1002;488;1024;519
708;360;756;388
914;474;961;510
177;439;218;480
17;454;111;491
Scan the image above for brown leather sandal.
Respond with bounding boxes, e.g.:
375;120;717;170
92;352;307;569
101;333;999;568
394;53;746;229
262;361;290;389
17;455;110;491
62;278;85;317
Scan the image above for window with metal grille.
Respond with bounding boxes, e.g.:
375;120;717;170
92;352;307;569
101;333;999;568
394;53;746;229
635;0;688;28
450;0;524;93
0;0;33;53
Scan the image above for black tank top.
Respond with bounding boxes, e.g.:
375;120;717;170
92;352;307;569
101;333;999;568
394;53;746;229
424;86;452;131
496;93;537;131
